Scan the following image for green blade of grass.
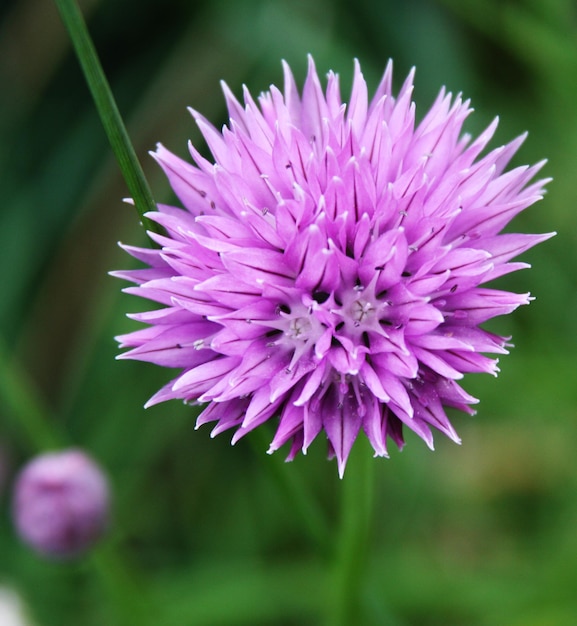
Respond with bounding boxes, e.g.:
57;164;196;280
53;0;160;236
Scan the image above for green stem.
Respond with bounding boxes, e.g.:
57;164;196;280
328;438;376;626
90;546;154;626
53;0;160;235
250;428;331;557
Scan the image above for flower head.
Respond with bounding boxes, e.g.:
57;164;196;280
115;58;551;476
13;449;109;558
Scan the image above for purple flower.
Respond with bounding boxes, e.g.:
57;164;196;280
13;449;109;558
115;58;551;476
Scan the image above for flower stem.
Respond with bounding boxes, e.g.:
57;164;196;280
249;428;331;557
53;0;160;235
328;438;376;626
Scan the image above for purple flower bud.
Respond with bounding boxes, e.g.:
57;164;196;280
12;449;109;559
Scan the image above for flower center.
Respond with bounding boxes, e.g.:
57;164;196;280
351;299;374;325
286;317;312;340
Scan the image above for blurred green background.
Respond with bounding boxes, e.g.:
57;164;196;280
1;0;576;624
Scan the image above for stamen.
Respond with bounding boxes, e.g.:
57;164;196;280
287;317;312;339
352;299;374;323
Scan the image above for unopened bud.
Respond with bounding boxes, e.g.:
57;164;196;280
12;449;109;558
